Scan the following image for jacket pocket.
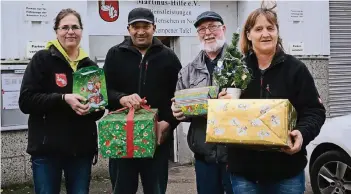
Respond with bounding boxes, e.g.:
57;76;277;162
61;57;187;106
187;120;215;157
190;76;207;88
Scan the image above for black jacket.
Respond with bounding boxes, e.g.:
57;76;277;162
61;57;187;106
227;50;326;181
19;46;104;157
103;37;182;131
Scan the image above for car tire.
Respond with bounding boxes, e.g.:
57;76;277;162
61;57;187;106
310;150;351;194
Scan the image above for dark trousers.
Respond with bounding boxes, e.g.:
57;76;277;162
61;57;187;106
109;139;170;194
195;159;234;194
31;155;93;194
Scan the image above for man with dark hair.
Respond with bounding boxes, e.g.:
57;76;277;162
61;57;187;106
171;11;233;194
104;7;182;194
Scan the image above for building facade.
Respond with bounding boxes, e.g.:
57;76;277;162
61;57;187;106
1;0;349;186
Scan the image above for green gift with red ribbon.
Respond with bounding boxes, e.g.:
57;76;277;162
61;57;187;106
98;104;158;158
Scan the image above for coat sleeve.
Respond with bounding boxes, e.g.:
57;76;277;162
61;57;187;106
292;63;326;148
157;50;182;130
103;47;127;111
18;51;69;115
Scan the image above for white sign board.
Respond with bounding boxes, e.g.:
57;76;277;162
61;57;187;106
290;9;303;22
2;91;20;110
27;41;47;58
289;42;304;55
88;0;210;36
1;73;24;91
24;2;50;21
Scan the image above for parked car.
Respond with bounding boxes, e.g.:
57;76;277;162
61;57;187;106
307;114;351;194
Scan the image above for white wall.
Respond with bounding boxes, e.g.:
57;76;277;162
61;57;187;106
1;1;90;60
238;1;330;56
210;1;238;43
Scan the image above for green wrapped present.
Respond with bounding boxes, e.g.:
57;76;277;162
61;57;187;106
73;66;108;113
174;86;219;117
98;106;157;158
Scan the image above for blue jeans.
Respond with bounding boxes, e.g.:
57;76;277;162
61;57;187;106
31;155;93;194
109;139;170;194
230;171;305;194
195;159;233;194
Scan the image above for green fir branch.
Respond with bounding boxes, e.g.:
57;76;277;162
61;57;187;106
213;32;252;90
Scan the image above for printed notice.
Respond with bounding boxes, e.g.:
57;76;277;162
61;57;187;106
290;9;303;22
27;41;47;58
289;42;304;55
1;74;24;91
24;2;49;21
2;91;20;110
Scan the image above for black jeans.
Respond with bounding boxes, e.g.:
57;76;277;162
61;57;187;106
109;139;170;194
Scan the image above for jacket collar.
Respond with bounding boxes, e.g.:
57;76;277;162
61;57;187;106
193;43;228;70
118;37;164;51
246;48;286;70
48;45;90;68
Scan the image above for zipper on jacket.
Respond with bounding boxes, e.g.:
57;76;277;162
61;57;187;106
266;84;270;99
260;75;264;98
143;61;148;86
138;58;143;95
42;114;47;144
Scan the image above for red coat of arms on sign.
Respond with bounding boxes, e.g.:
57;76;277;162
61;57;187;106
55;73;67;87
98;0;119;22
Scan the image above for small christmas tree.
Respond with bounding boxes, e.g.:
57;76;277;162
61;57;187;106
213;32;252;90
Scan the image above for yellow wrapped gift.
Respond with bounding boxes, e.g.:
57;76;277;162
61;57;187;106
206;99;297;147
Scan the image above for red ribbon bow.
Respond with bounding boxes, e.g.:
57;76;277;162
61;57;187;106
108;98;155;158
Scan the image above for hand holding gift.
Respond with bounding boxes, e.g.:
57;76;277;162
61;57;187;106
64;94;90;115
120;93;145;110
171;97;186;121
72;66;108;113
281;130;303;155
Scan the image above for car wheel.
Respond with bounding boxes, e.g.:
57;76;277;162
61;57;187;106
310;150;351;194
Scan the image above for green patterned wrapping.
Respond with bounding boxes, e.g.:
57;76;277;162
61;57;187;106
174;86;219;117
73;66;108;113
98;108;157;158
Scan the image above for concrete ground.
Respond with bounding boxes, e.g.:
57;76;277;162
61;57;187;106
1;164;313;194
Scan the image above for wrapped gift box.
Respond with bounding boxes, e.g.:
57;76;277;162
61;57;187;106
73;66;108;113
206;99;297;147
174;86;219;117
98;107;157;158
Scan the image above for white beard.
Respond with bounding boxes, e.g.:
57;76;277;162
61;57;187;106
200;38;226;53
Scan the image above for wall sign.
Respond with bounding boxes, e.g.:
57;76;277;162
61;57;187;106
24;2;50;21
289;42;304;55
289;9;304;22
26;41;47;58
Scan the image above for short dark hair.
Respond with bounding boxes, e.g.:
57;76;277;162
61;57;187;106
53;8;83;30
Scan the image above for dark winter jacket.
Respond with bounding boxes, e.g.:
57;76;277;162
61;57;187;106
19;45;104;157
176;46;228;163
103;37;182;132
227;50;326;181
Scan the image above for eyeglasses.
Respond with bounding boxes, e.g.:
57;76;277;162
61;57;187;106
55;25;83;32
197;25;222;34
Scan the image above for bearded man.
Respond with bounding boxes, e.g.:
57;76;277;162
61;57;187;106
171;11;233;194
